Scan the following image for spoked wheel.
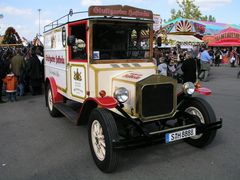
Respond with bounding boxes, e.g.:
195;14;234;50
46;84;61;117
88;108;119;173
91;120;106;161
180;97;217;148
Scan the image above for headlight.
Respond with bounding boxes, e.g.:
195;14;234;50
182;82;195;95
114;87;129;103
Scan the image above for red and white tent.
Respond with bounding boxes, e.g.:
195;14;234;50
208;27;240;47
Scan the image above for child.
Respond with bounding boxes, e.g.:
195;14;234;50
157;58;168;76
2;72;18;102
167;59;176;77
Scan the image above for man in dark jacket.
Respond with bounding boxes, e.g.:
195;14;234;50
181;51;197;83
0;49;12;103
29;48;42;95
10;48;25;77
0;50;5;103
11;48;26;96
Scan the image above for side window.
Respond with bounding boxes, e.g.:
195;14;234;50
70;23;87;60
129;28;150;59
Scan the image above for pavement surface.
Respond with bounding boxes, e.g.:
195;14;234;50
0;66;240;180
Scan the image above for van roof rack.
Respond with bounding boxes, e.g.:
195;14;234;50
44;10;88;32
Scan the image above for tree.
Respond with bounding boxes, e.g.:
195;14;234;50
200;15;216;22
208;15;216;22
169;0;216;22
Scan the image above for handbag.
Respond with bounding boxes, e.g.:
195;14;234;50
230;56;236;63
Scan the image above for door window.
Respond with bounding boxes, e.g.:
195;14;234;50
69;22;87;61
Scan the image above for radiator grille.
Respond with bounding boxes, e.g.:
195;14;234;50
141;84;174;117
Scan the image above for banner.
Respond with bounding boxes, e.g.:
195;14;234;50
89;5;153;20
153;14;161;31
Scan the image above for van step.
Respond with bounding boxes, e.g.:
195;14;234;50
54;103;79;124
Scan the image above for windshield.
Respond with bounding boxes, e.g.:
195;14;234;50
92;21;150;61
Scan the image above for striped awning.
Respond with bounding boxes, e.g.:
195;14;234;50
167;34;203;45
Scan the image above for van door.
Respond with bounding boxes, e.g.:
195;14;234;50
67;21;88;101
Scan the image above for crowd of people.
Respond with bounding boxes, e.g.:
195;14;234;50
0;45;44;103
153;46;240;83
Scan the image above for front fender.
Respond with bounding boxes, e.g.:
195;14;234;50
195;87;212;96
177;86;211;107
77;97;118;125
88;97;118;109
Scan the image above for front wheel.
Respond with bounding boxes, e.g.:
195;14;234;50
180;97;217;148
88;108;119;173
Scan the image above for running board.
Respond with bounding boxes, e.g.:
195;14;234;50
54;103;79;124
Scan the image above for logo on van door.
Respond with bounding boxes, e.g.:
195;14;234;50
73;69;82;81
71;66;86;98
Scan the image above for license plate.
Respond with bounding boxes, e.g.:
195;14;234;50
166;128;196;143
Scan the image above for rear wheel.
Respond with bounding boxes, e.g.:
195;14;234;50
88;108;119;173
46;84;61;117
181;97;217;148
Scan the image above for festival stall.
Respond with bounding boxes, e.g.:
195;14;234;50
166;34;204;47
208;27;240;47
163;17;239;36
157;18;205;49
207;27;240;64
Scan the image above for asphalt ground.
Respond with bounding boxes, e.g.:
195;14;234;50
0;66;240;180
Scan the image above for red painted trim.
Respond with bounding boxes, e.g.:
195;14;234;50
68;20;88;63
68;20;88;27
195;87;212;96
48;77;64;103
85;97;118;109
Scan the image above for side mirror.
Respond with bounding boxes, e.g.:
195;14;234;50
157;36;162;47
67;35;76;46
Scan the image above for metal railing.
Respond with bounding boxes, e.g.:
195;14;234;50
44;10;88;32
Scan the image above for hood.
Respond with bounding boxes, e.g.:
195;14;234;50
113;71;154;84
112;70;155;117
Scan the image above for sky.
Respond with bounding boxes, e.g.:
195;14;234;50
0;0;239;40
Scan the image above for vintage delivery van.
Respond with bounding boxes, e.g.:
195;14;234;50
44;5;222;172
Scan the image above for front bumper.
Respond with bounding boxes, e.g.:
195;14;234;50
113;118;222;149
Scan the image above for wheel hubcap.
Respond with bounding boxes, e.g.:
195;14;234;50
185;106;205;139
91;120;106;161
48;89;53;111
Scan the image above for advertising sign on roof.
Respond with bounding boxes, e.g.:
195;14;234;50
88;5;153;20
153;14;161;31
